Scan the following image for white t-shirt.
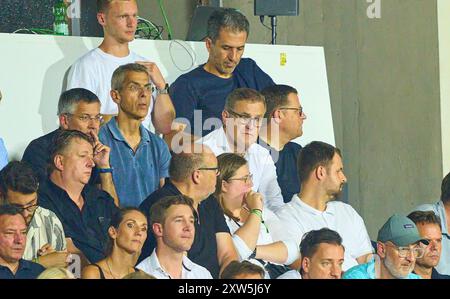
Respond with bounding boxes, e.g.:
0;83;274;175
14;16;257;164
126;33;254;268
277;270;302;279
273;195;373;271
67;48;154;131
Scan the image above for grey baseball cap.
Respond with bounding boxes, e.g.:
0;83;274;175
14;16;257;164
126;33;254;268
377;214;427;247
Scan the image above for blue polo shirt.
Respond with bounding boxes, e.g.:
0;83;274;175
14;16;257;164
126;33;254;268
343;258;422;279
38;179;119;263
99;118;171;207
258;139;302;203
0;259;44;279
170;58;275;137
138;180;231;278
0;138;8;170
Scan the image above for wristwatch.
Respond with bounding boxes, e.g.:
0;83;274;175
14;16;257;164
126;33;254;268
98;167;114;173
156;83;169;95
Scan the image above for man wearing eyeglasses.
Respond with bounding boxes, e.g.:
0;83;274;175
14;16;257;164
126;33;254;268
22;88;119;206
0;161;69;269
343;214;428;279
259;85;307;204
407;211;450;279
198;88;284;214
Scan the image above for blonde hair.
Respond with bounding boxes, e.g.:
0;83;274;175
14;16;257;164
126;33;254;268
37;267;76;279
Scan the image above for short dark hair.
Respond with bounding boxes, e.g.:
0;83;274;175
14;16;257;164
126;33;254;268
149;195;195;226
207;8;250;43
169;149;207;182
0;161;39;199
49;130;94;172
261;85;298;119
96;0;113;13
224;88;266;112
220;261;265;279
297;141;342;184
0;204;23;219
407;211;442;230
58;88;100;116
441;172;450;203
111;63;149;91
300;228;344;259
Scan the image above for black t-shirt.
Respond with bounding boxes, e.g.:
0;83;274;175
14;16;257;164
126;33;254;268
259;139;302;203
22;128;100;185
38;179;119;263
139;180;230;278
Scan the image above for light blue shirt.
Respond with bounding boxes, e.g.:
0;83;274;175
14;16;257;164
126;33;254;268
414;201;450;275
343;258;421;279
0;138;8;170
99;118;171;207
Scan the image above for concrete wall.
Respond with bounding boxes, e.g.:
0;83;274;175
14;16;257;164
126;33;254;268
139;0;443;238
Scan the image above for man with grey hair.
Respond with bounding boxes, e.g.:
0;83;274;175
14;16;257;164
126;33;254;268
138;143;239;278
99;63;171;208
22;88;118;205
168;8;275;140
67;0;175;134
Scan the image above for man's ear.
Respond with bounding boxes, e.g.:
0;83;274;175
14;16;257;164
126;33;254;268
53;154;65;172
59;114;70;130
377;242;386;258
192;170;201;185
205;37;213;53
271;109;282;125
152;223;163;238
301;257;310;274
97;12;106;27
315;165;326;181
110;90;121;105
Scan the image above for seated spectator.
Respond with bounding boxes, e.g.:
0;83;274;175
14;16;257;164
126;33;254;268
82;208;147;279
99;63;171;207
21;88;118;205
137;195;212;279
37;267;75;279
274;141;373;271
220;261;265;279
259;85;306;203
413;171;450;275
38;130;119;265
139;143;238;278
0;137;7;171
408;211;450;279
0;161;68;268
278;228;345;279
0;205;45;279
215;153;298;278
198;88;284;214
343;214;427;279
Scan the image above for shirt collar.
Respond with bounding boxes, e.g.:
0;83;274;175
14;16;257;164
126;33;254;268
149;250;193;278
106;117;150;144
292;194;336;216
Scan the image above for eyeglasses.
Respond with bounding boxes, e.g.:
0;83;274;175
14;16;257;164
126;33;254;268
278;106;304;116
386;243;425;259
12;202;39;213
197;167;220;176
127;84;154;94
226;109;264;127
227;173;253;184
66;113;104;123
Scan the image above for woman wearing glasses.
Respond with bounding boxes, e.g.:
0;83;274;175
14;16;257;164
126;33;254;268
215;153;299;278
82;208;148;279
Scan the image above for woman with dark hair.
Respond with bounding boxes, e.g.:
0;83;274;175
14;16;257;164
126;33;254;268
81;208;148;279
215;153;299;278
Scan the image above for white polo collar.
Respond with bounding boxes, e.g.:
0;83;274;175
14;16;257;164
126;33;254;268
292;194;336;216
149;250;192;279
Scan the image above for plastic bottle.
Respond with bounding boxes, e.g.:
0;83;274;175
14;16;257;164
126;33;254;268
53;0;69;36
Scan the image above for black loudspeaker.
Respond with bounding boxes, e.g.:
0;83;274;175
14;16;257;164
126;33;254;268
254;0;299;16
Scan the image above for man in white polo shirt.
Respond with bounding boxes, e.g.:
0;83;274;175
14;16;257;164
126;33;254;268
274;141;373;271
197;88;284;213
137;195;212;279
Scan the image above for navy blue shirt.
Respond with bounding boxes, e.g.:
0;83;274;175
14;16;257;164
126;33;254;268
0;259;44;279
22;129;100;185
170;58;275;137
99;118;171;207
258;139;302;203
138;180;230;278
38;179;119;263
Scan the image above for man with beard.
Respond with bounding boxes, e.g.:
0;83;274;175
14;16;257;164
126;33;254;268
344;214;426;279
274;141;373;271
408;211;450;279
137;195;212;279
